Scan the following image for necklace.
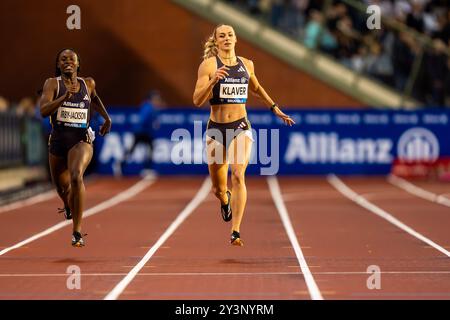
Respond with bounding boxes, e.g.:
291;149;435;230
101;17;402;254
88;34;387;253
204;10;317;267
218;55;237;66
219;55;236;60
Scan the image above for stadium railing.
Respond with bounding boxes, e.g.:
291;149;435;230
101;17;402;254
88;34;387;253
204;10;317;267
173;0;448;109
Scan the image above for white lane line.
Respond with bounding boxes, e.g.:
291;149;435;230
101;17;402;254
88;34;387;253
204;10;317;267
104;177;212;300
328;174;450;258
0;175;156;257
387;174;450;207
267;176;323;300
0;190;57;214
2;271;450;277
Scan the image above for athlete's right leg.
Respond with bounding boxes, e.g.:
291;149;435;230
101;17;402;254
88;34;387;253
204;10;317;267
48;153;71;214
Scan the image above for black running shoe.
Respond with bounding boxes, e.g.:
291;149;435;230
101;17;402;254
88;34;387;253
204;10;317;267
230;230;243;246
71;231;85;247
58;206;72;220
221;191;232;222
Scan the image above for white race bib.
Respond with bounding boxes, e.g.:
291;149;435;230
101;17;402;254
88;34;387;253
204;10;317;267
57;107;88;125
219;83;248;99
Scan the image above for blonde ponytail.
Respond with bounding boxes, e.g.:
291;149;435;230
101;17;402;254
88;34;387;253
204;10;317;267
203;35;218;60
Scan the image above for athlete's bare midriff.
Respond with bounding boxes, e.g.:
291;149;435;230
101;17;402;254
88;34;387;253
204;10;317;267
210;104;247;123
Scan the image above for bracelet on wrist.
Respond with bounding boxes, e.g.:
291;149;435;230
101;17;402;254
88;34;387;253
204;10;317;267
270;103;278;113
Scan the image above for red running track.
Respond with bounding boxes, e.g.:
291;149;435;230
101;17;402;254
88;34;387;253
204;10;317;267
0;175;449;300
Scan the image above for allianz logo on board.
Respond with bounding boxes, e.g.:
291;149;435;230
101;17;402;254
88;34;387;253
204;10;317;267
284;132;393;164
397;127;439;163
285;128;441;164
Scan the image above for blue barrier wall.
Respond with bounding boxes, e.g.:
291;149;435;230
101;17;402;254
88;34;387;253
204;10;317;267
92;108;450;176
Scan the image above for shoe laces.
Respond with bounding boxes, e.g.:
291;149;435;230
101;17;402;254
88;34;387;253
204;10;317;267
73;231;88;240
231;230;240;241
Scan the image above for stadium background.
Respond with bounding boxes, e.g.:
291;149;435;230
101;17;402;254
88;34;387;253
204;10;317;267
1;0;449;185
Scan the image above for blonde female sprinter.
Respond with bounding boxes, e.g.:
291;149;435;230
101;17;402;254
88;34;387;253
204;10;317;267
193;24;295;246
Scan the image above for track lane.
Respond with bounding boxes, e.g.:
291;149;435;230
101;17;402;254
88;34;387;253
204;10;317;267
339;176;450;249
0;177;203;299
120;177;310;300
392;178;450;197
0;178;140;249
277;177;450;299
2;176;450;300
388;175;450;207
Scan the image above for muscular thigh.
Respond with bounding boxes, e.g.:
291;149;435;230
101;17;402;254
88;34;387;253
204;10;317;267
228;133;253;168
207;139;228;187
67;142;93;174
49;153;69;187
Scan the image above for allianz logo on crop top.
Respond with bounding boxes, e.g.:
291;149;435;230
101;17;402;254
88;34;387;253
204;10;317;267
62;101;85;108
224;77;247;84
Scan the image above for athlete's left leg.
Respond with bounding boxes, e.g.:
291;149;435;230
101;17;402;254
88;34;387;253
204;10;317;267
67;142;93;234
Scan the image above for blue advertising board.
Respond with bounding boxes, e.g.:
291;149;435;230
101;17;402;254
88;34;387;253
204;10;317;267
92;108;450;176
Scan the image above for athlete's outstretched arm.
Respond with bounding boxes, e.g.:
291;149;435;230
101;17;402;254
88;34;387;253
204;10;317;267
39;78;72;117
193;58;229;107
86;78;111;136
245;59;295;126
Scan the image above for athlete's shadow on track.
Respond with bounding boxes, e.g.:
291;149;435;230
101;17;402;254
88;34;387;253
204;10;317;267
52;258;96;264
220;258;255;265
